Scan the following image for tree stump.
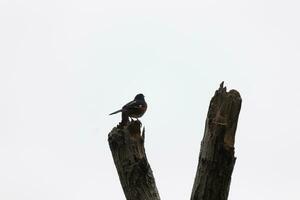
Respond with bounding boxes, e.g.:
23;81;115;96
108;120;160;200
190;82;242;200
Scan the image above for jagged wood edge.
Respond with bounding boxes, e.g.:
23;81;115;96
108;121;160;200
191;82;242;200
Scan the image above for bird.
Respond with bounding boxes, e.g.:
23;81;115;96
109;94;147;120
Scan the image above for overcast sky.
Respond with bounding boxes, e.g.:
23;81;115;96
1;0;300;199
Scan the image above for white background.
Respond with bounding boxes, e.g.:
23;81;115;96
1;0;300;199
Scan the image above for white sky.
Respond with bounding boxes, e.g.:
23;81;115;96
1;0;300;199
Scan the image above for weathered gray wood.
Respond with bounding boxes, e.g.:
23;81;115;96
108;121;160;200
191;82;242;200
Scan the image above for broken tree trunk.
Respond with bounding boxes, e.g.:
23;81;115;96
191;82;242;200
108;121;160;200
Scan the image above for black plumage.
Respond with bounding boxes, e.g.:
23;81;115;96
110;94;147;120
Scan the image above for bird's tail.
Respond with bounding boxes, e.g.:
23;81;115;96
109;109;122;115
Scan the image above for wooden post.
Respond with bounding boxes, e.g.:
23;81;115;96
108;121;160;200
191;82;242;200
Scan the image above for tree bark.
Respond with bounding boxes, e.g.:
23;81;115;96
108;120;160;200
191;82;242;200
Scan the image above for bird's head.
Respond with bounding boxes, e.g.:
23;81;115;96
134;93;145;101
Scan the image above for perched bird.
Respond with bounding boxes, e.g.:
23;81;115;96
109;94;147;120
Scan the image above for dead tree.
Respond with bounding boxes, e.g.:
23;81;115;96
190;82;242;200
108;82;242;200
108;120;160;200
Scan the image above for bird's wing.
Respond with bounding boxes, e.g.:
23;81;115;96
124;100;139;108
123;100;145;111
